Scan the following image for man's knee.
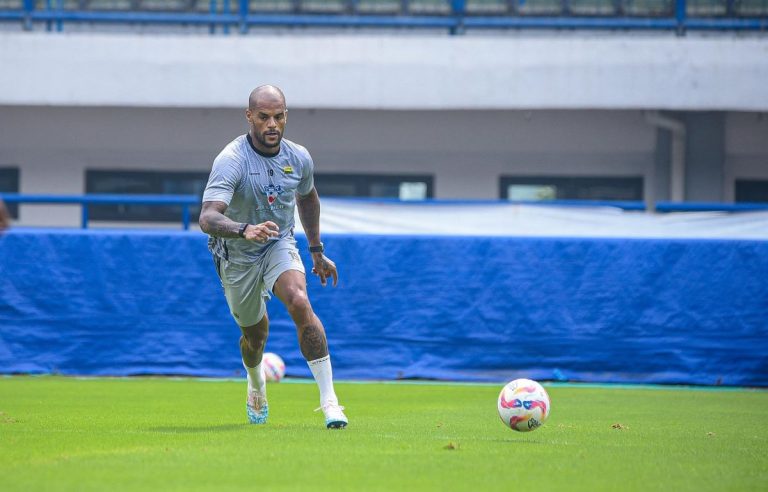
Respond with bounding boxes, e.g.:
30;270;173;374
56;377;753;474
282;287;313;318
241;316;269;346
241;330;265;345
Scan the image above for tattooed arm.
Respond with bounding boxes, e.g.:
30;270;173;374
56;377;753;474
297;188;338;287
199;201;278;242
199;201;240;238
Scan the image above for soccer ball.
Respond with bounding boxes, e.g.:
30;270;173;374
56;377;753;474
261;352;286;382
497;378;550;432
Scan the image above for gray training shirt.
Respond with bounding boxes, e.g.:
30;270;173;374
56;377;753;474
202;134;314;264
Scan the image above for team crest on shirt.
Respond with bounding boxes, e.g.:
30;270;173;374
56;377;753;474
263;184;286;205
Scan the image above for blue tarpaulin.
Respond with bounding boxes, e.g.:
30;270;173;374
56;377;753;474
0;228;766;386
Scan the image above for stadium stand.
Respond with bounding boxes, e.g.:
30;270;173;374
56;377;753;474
0;0;765;32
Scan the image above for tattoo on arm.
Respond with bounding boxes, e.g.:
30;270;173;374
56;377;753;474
199;201;243;238
297;188;321;245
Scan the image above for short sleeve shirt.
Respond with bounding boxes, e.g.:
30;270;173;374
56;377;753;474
202;134;314;264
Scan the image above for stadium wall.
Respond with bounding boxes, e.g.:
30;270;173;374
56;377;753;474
1;229;766;386
2;107;768;226
1;32;768;111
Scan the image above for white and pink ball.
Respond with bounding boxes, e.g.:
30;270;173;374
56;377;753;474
497;378;551;432
261;352;286;383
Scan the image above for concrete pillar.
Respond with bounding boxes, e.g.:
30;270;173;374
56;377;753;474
684;112;725;202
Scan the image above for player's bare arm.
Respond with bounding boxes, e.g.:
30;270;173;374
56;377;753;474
297;188;338;287
199;200;279;242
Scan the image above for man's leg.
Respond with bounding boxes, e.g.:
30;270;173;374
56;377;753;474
273;270;347;428
217;256;271;424
240;313;269;391
238;314;270;424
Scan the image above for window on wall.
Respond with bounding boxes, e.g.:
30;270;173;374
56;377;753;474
0;167;20;218
314;173;434;200
500;176;643;201
735;179;768;203
85;170;209;222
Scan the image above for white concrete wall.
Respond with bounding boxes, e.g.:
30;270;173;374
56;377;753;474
0;106;768;225
1;32;767;111
1;106;765;227
296;108;656;199
0;106;659;225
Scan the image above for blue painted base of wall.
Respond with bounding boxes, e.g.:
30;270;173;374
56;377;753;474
1;229;766;386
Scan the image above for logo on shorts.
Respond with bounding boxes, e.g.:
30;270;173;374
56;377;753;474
263;184;285;205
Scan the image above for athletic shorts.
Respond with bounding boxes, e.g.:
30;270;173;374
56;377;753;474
213;237;305;327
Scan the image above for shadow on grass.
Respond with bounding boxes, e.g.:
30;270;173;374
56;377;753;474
148;424;247;433
488;438;547;444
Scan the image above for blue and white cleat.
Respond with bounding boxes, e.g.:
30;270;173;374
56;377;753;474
246;390;268;424
316;401;348;429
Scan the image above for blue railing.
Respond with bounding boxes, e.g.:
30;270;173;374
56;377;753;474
510;199;768;212
0;194;199;230
335;197;768;211
0;0;765;34
2;194;766;231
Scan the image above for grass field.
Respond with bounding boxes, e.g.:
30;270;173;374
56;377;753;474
1;376;766;491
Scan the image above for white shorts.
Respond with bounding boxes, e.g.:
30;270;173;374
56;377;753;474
213;237;305;327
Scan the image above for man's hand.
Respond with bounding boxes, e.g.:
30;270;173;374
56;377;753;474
310;253;338;287
243;221;279;243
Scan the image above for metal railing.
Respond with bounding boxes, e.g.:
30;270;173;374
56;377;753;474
0;194;199;230
337;197;768;211
2;193;765;231
0;0;765;34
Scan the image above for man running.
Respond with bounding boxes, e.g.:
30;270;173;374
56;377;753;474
199;85;347;429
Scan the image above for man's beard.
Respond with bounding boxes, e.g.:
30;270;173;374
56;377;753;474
255;131;281;149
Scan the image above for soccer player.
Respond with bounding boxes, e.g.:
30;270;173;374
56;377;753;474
199;85;348;429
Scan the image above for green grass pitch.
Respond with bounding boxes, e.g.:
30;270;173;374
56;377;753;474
1;376;766;491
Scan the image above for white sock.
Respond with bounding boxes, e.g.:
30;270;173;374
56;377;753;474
244;359;266;395
307;355;338;405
